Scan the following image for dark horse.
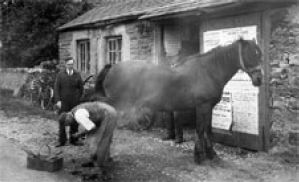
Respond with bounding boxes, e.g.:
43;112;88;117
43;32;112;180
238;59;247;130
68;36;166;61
94;39;263;164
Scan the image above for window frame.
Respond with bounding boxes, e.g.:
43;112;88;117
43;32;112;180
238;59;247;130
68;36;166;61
106;36;122;64
76;39;90;72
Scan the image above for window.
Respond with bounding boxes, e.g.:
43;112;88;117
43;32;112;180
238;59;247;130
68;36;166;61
76;39;90;72
107;36;122;64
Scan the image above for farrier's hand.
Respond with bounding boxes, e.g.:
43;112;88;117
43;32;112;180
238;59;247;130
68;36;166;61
72;133;80;139
56;101;62;109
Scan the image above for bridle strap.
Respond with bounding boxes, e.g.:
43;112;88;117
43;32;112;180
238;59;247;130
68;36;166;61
70;111;75;119
238;42;261;73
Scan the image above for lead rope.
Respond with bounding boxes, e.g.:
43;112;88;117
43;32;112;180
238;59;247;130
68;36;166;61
238;42;247;71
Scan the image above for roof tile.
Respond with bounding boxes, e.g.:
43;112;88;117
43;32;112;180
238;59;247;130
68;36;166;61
59;0;178;30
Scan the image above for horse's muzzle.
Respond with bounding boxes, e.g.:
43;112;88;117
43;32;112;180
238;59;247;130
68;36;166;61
252;76;262;86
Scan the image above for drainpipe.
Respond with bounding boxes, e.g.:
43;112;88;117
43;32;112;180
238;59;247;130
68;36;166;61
0;2;3;68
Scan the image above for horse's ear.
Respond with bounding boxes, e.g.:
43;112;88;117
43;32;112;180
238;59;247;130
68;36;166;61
238;37;247;46
238;36;244;41
252;38;257;44
238;37;246;45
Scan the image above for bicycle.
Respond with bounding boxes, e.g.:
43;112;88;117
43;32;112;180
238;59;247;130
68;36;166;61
26;72;95;110
40;83;54;110
25;71;55;110
28;78;42;106
39;72;56;110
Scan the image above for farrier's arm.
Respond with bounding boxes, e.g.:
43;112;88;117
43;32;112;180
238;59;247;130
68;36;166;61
71;109;96;139
72;129;91;139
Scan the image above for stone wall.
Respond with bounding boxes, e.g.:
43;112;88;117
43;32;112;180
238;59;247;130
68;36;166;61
269;5;299;148
58;32;73;62
0;68;30;93
270;6;299;111
126;21;155;63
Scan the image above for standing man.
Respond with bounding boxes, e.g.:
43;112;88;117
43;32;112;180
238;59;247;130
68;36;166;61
58;101;118;167
55;58;83;147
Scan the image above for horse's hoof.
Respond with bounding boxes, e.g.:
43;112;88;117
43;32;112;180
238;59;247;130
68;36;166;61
194;155;207;165
162;136;175;141
206;150;218;160
210;155;221;163
174;138;186;144
81;161;95;168
70;170;82;175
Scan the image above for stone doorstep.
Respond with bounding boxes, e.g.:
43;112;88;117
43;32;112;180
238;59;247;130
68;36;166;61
288;132;299;146
282;141;299;164
284;154;299;164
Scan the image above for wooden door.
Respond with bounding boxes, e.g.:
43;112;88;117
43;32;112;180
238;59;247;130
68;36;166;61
200;12;270;151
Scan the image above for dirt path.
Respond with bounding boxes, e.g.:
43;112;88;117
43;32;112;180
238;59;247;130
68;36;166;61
0;137;77;182
0;94;298;182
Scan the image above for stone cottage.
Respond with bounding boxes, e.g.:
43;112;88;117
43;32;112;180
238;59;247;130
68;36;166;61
58;0;299;151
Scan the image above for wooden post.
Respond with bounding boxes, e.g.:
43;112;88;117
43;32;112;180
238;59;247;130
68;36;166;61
261;10;272;151
0;2;3;68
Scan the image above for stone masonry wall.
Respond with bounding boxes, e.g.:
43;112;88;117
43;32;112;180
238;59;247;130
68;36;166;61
269;5;299;148
58;31;73;62
0;68;29;92
126;21;155;63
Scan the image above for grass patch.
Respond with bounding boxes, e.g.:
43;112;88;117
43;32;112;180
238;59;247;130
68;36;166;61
0;88;58;120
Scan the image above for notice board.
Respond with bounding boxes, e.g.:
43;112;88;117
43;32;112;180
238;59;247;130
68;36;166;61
204;26;260;135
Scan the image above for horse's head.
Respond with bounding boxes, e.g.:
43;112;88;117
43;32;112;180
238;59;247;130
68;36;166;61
238;39;263;86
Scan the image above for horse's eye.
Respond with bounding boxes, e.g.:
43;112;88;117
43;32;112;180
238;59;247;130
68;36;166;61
255;49;261;57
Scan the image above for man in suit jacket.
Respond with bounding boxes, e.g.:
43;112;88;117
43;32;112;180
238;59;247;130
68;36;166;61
55;58;83;146
58;101;118;167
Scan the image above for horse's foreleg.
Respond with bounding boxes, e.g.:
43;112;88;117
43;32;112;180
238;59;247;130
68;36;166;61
194;106;208;164
194;104;218;164
205;112;218;160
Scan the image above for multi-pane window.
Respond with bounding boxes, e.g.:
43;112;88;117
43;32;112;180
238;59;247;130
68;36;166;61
76;39;90;72
107;37;122;64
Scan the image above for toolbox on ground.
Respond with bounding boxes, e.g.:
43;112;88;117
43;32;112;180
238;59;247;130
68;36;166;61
24;145;63;172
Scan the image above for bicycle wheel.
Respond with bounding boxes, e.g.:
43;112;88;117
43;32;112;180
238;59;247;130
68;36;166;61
29;87;41;106
40;87;54;110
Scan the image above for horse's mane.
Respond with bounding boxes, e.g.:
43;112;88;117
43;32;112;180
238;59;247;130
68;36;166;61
95;64;112;95
212;42;239;67
179;39;242;68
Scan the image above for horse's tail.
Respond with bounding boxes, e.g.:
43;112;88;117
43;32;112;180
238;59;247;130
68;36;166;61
95;64;112;96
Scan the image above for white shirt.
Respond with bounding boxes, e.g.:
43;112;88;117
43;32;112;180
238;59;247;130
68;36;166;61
67;69;73;75
74;108;96;131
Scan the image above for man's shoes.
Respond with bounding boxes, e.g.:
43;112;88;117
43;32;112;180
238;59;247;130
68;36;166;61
70;136;84;146
70;140;84;146
55;142;66;147
174;138;185;144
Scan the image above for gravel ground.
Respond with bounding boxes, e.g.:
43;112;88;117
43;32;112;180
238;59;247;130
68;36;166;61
0;91;298;182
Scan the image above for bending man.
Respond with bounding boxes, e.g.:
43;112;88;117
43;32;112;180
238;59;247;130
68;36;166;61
58;101;117;167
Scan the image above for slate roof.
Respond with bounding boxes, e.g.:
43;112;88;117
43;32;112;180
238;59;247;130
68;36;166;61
58;0;296;31
58;0;177;31
139;0;238;19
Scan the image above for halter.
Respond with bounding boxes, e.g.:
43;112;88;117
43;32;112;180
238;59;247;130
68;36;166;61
238;42;262;74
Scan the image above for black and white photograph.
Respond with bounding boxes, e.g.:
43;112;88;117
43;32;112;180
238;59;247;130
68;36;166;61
0;0;298;181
